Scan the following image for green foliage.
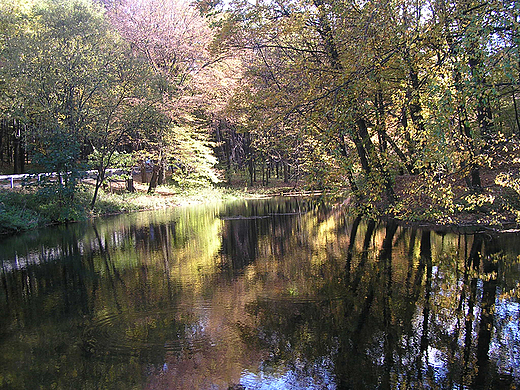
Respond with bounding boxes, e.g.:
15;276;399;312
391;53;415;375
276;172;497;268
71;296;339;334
205;0;520;224
166;121;220;187
32;130;84;206
88;151;134;182
35;185;87;222
0;0;178;211
0;186;85;232
0;192;40;234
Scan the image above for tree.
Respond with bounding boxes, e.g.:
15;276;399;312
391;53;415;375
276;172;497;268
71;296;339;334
205;0;520;220
108;0;226;189
0;0;34;174
209;0;403;196
0;0;170;211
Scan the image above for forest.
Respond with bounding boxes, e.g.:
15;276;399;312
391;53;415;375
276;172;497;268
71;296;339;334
0;0;520;229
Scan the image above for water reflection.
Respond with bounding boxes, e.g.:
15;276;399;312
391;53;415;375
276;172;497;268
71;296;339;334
0;197;519;389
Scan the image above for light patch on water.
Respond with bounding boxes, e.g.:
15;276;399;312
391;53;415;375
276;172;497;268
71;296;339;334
427;345;448;381
240;358;336;390
490;296;520;379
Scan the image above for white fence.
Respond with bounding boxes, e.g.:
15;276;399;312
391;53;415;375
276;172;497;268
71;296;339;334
0;169;127;189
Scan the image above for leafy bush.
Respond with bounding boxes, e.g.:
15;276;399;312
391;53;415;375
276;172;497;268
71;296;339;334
0;191;40;234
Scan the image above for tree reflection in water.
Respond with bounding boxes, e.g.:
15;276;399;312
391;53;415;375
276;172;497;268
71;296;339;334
0;198;519;389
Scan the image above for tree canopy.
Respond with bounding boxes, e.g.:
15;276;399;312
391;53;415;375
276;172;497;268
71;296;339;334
1;0;519;224
208;0;520;222
0;0;225;213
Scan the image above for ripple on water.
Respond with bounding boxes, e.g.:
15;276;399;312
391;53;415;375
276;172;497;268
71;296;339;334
81;307;241;360
255;292;350;305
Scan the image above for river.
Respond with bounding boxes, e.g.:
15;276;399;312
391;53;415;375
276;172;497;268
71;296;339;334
1;197;519;389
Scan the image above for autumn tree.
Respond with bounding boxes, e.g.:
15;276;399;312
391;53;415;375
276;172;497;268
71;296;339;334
208;0;405;197
206;0;520;220
108;0;231;189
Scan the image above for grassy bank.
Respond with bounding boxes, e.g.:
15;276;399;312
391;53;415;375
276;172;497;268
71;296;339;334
0;174;323;236
0;183;248;235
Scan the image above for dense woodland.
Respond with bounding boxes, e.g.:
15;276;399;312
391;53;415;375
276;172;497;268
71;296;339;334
1;0;520;225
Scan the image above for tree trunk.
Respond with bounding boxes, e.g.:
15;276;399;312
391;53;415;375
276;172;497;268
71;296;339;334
407;56;426;138
352;123;371;174
126;174;135;192
454;69;482;192
374;87;388;154
157;157;166;185
313;0;341;70
13;137;21;174
512;88;520;136
356;118;395;201
442;8;483;192
248;157;254;186
140;161;148;183
383;132;414;174
261;159;265;186
90;170;105;209
12;120;24;174
338;135;359;193
0;119;5;164
148;163;160;193
468;52;494;148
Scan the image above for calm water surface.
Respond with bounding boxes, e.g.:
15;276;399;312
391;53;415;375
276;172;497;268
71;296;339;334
1;197;519;389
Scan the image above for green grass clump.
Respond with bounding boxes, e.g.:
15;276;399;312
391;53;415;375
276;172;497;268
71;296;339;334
0;190;42;234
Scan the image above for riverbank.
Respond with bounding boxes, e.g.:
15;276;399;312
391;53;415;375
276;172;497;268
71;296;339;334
2;168;519;236
361;167;520;232
0;184;248;235
0;177;336;236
